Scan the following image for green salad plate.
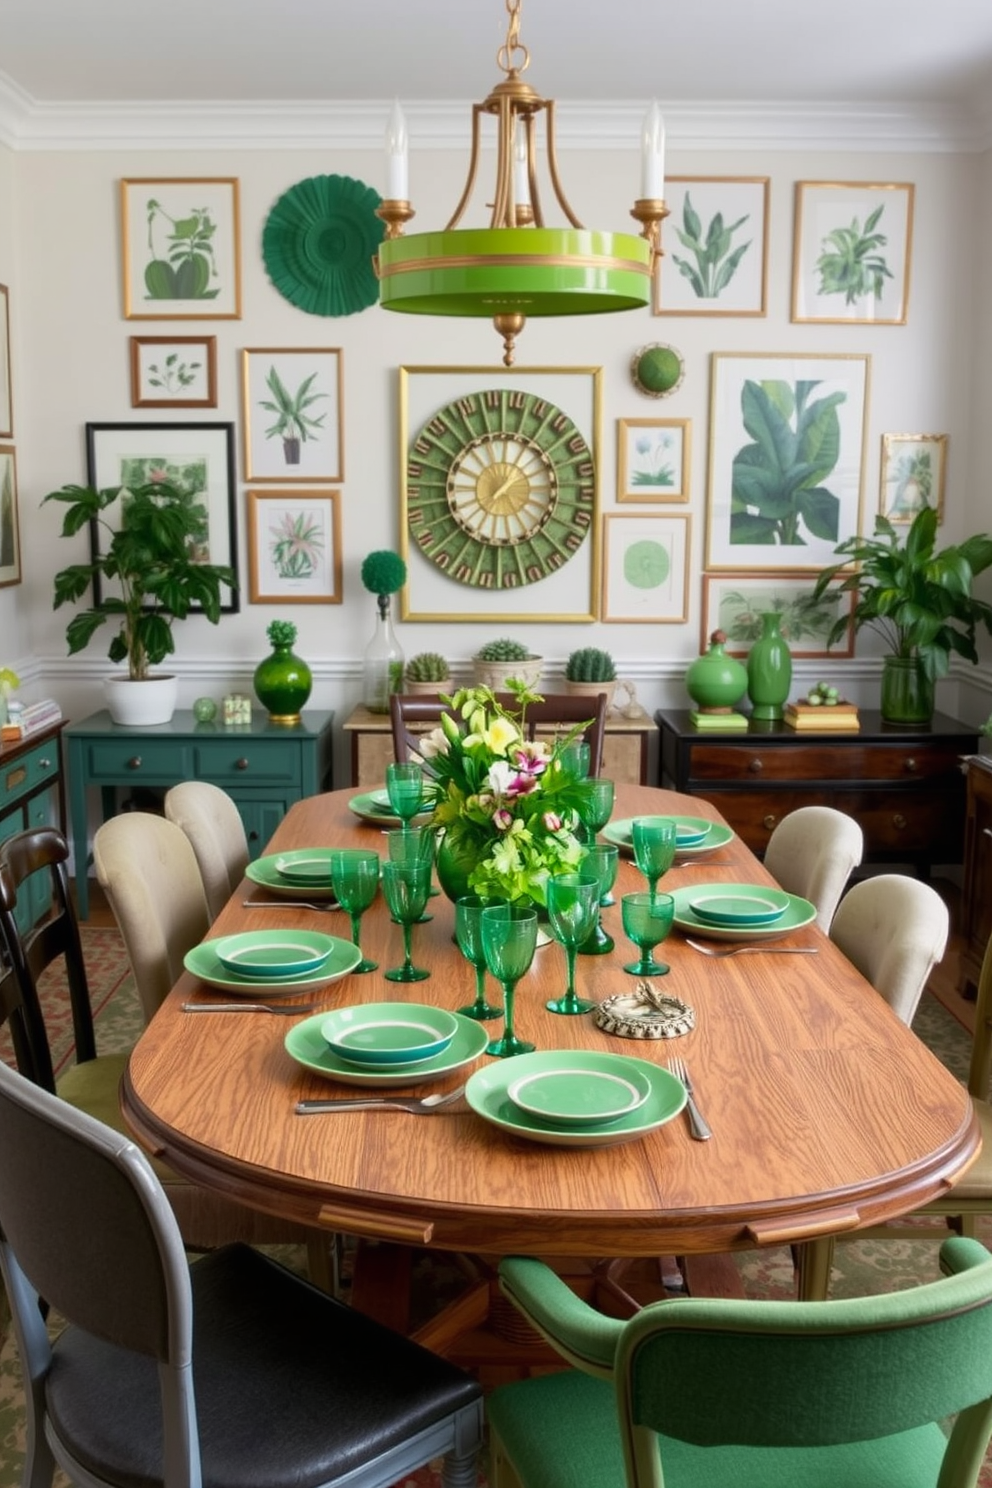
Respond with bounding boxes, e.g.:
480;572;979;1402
184;934;360;996
603;816;734;858
246;851;338;901
671;884;816;942
213;929;333;979
348;790;432;826
507;1051;652;1127
688;888;790;928
320;1003;458;1068
285;1011;488;1086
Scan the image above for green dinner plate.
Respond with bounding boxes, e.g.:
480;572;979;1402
274;851;336;887
320;1003;458;1067
348;790;432;826
688;889;790;928
184;935;360;996
466;1053;686;1148
246;853;339;901
672;884;816;941
213;929;333;980
507;1051;652;1127
603;817;734;857
285;1011;489;1086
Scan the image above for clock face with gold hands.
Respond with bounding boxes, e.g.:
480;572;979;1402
407;388;594;590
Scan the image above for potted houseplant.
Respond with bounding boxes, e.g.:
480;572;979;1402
45;479;236;726
812;506;992;724
260;363;328;467
564;646;617;711
473;638;542;692
404;652;451;695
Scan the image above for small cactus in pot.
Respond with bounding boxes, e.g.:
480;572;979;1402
473;637;542;692
405;651;451;695
564;646;617;710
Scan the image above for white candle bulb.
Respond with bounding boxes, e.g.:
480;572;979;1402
385;99;408;200
640;100;665;200
514;131;531;208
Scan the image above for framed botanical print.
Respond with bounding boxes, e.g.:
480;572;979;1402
880;433;947;523
792;181;914;325
0;445;21;588
121;177;242;319
246;489;342;604
601;513;690;623
85;422;238;611
242;348;344;482
617;418;690;503
654;176;769;317
706;352;870;573
130;335;217;408
701;572;856;658
0;285;11;438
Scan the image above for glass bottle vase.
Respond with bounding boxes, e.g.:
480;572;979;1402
363;595;404;714
746;611;792;722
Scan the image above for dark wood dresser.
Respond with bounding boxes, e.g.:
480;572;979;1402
959;758;992;995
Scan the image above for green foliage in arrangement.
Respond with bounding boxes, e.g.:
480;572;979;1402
565;647;616;682
815;205;893;306
476;638;533;662
406;652;450;683
731;379;846;548
671;192;752;299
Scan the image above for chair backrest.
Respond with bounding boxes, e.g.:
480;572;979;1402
0;826;96;1091
164;781;250;921
829;873;950;1025
390;690;608;775
763;806;864;931
93;813;210;1025
611;1235;992;1486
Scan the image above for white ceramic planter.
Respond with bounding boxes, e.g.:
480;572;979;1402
473;657;543;692
564;678;617;713
404;679;451;697
103;674;179;726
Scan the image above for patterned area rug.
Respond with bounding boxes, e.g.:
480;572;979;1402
0;933;989;1487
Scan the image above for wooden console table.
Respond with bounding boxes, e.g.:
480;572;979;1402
65;709;334;919
655;707;976;871
343;702;652;788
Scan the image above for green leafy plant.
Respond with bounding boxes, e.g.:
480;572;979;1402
406;652;450;684
145;352;201;394
565;647;616;682
260;366;327;464
269;509;324;581
812;506;992;681
476;638;532;662
143;200;219;301
731;379;846;548
671;193;751;299
44;481;236;681
815;205;893;305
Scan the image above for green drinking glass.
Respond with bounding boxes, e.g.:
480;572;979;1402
621;891;676;977
577;844;619;955
328;848;380;973
545;872;601;1014
632;817;677;903
380;859;431;983
385;761;425;829
576;775;615;856
383;826;435;922
454;894;503;1020
481;904;539;1057
559;739;591;782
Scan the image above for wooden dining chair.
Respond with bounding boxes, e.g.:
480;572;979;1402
390;690;609;775
486;1243;992;1488
0;1056;484;1488
164;780;250;921
763;805;863;932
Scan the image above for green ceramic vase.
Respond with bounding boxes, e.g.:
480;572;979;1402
746;611;792;722
253;633;312;723
685;630;748;712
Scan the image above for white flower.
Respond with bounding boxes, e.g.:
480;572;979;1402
415;726;449;761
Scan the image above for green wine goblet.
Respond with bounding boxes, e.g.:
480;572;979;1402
380;859;432;983
577;844;619;956
481;904;539;1057
328;848;380;974
632;817;677;903
576;776;615;858
454;894;503;1020
559;739;591;782
621;891;676;977
383;827;434;922
545;872;601;1013
385;761;425;830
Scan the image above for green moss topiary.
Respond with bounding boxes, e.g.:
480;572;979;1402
360;549;407;596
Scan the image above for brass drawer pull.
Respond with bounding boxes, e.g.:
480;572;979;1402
5;767;26;792
38;757;52;770
126;755;142;770
893;813;907;830
762;813;778;830
904;757;918;773
748;758;763;774
983;828;992;842
235;757;250;771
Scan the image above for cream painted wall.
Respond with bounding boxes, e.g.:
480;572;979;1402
6;137;992;778
0;140;31;670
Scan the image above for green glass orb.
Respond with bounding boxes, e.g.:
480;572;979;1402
193;696;218;723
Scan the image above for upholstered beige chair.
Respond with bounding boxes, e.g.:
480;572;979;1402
829;872;949;1026
763;805;863;932
164;780;250;921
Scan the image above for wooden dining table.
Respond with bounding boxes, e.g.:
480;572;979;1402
122;782;978;1325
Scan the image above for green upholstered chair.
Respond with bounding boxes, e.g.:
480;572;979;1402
487;1243;992;1488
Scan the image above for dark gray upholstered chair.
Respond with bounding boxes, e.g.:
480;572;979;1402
391;690;608;775
0;1055;484;1488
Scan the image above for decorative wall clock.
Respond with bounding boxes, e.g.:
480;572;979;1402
407;386;595;592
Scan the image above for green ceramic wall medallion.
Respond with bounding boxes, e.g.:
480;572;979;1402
631;342;685;398
406;386;594;590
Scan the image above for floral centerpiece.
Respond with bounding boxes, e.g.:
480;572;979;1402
419;683;591;908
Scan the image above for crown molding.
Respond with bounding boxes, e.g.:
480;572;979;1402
0;78;986;154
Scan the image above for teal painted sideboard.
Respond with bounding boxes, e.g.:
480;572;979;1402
0;721;66;933
65;709;334;919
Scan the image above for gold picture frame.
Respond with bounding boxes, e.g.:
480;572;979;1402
617;418;690;503
601;512;690;624
792;181;914;325
653;176;769;317
246;489;343;604
242;348;344;483
121;177;242;320
0;444;21;589
700;571;856;658
880;432;947;524
130;335;217;408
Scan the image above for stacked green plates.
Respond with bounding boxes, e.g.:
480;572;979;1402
246;852;338;900
603;817;733;857
285;1012;488;1086
671;884;816;941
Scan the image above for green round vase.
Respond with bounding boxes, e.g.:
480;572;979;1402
253;639;313;724
746;611;792;722
685;630;748;713
435;832;482;904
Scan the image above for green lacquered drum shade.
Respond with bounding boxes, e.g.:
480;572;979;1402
377;228;652;316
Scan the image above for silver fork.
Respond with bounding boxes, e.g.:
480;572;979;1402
182;1001;317;1015
242;899;339;913
669;1056;712;1141
686;937;818;958
295;1085;467;1115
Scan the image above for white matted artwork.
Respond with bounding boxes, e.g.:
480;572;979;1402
700;572;855;658
880;433;947;523
617;418;690;503
792;181;914;325
602;513;690;623
246;489;342;604
707;352;870;573
654;177;769;317
130;335;217;408
0;445;21;588
242;348;344;482
121;177;242;320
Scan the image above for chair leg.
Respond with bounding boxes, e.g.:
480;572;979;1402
441;1449;484;1488
305;1232;338;1294
488;1428;524;1488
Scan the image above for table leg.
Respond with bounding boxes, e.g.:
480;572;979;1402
794;1236;835;1300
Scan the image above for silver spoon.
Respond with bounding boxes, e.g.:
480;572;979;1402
685;938;818;958
296;1085;466;1115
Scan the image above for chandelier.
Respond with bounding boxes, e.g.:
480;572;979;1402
374;0;668;366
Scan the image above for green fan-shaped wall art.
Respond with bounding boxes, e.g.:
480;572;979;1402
262;174;385;317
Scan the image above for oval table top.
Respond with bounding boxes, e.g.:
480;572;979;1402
122;783;978;1276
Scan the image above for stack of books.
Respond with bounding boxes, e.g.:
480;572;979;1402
783;698;860;732
689;710;749;732
1;697;64;742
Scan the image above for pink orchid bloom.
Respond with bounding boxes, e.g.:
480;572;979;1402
510;743;548;777
541;811;563;833
493;807;514;831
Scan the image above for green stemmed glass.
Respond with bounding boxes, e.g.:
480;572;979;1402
577;844;619;956
632;817;677;903
577;776;615;860
621;891;676;977
381;859;431;982
546;872;601;1013
385;761;425;830
559;739;591;782
328;848;380;973
454;894;503;1020
384;827;434;922
481;904;538;1057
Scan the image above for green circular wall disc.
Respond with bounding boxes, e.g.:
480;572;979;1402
262;174;385;317
624;539;670;589
631;342;685;398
